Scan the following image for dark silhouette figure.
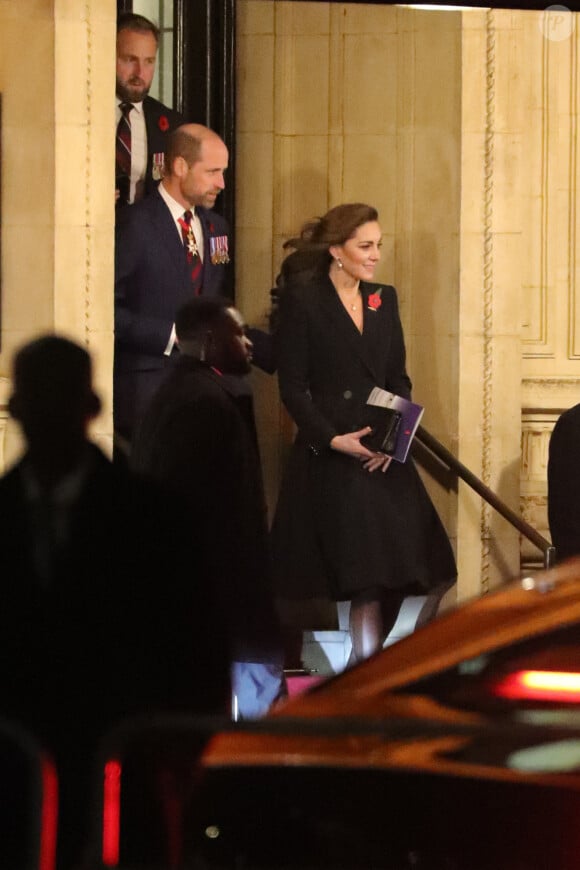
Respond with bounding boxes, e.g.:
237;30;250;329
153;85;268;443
548;403;580;562
132;298;284;717
0;335;229;869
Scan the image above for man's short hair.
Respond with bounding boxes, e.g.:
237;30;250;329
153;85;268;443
175;297;233;344
165;128;203;174
117;12;160;43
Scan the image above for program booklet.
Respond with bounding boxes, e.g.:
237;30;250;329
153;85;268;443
366;387;424;463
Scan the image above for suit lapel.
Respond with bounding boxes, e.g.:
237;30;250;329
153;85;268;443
142;99;163;194
142;99;155;182
148;193;190;286
198;209;214;292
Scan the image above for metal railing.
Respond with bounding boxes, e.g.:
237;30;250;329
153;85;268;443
414;426;556;571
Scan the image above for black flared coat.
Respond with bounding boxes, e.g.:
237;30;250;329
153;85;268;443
271;276;457;601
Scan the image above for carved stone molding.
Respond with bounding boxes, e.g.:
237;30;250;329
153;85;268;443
520;421;553;484
523;377;580;387
520;411;553;559
522;376;580;411
480;7;496;594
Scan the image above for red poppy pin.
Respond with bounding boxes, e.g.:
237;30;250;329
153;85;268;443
158;115;169;132
368;288;383;311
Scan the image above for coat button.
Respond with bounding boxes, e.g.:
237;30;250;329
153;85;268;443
343;390;353;399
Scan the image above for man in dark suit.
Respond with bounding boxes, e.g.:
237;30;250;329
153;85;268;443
0;335;230;868
116;12;184;206
548;403;580;562
114;122;233;445
131;298;285;718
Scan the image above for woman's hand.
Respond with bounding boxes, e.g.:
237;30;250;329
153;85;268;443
330;427;378;461
363;454;393;473
330;428;393;473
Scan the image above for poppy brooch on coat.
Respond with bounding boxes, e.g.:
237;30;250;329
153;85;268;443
158;115;169;132
367;288;383;311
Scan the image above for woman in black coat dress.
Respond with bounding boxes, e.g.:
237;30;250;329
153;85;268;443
271;203;456;664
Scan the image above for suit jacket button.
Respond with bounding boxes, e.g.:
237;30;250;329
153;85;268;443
343;390;353;399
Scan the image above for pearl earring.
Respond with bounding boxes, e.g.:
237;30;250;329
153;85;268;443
336;257;343;269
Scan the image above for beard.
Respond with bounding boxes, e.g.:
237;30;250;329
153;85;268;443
116;76;150;103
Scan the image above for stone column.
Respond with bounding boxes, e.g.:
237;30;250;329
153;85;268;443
0;0;116;468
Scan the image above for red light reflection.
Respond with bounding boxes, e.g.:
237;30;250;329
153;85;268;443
102;759;122;867
493;670;580;702
40;756;58;870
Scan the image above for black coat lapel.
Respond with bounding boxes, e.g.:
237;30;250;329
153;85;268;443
360;283;393;382
317;278;385;385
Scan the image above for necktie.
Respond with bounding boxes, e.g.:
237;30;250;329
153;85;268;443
115;102;133;203
178;210;204;294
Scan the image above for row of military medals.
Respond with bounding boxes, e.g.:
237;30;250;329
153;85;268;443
209;235;230;265
179;217;230;266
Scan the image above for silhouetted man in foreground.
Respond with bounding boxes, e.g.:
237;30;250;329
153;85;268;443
0;335;229;869
548;402;580;562
132;298;285;717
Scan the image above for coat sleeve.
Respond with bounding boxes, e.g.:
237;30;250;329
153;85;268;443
277;286;338;450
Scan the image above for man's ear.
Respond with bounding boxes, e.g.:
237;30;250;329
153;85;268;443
173;155;189;180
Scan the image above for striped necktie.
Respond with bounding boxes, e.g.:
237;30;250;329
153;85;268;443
178;210;204;294
115;102;133;204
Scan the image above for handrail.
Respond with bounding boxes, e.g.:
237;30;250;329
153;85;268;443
414;426;556;571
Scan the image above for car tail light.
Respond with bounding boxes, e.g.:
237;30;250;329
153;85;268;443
102;758;122;867
492;670;580;703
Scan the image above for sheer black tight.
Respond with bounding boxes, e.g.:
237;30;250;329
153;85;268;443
347;588;406;666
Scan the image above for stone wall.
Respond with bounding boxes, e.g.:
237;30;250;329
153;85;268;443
0;0;116;466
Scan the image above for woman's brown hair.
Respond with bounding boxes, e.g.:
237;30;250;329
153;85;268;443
283;203;379;269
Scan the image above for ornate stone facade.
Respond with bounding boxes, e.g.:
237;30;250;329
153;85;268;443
236;3;580;600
